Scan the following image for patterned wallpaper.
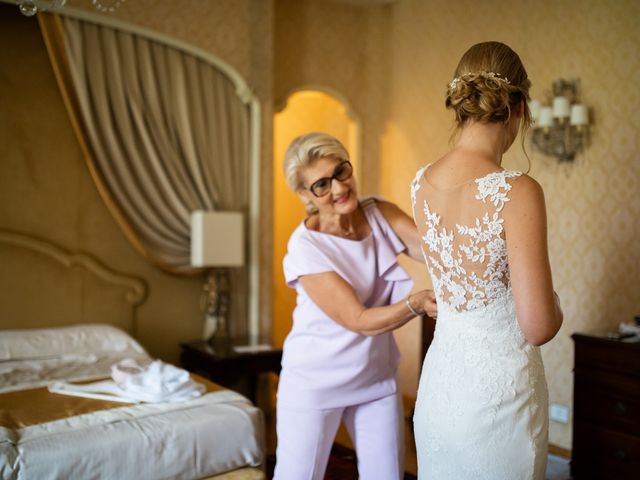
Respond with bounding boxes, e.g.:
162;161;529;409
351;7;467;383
379;0;640;449
68;0;256;82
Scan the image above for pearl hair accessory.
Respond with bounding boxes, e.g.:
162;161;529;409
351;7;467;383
449;71;511;90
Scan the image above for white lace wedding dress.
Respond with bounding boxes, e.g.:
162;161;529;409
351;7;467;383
411;165;549;480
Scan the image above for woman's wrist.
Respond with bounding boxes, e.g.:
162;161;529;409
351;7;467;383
405;295;421;316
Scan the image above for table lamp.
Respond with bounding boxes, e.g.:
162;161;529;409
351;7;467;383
191;210;245;342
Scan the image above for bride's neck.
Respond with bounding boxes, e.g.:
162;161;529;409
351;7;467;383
455;121;511;165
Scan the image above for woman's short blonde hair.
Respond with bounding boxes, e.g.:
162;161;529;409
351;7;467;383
283;132;350;192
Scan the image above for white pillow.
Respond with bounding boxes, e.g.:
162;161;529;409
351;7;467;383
0;324;147;361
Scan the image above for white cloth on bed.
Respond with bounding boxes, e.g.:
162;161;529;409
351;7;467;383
47;358;205;403
111;358;205;402
48;379;141;403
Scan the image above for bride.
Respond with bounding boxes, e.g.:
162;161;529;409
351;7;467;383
411;41;564;479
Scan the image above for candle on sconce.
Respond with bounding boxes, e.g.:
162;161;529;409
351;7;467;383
538;107;554;128
528;100;541;122
570;104;588;126
552;96;570;119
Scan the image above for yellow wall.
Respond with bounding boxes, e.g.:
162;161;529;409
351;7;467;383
272;90;358;347
379;0;640;449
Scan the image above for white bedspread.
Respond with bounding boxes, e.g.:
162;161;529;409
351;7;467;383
0;325;265;479
1;390;264;480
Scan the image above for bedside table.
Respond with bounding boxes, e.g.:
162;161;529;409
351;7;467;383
180;337;283;404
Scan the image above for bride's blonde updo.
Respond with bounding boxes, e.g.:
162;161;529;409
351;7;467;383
446;42;531;128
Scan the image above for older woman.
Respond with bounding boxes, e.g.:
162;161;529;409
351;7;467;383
273;132;437;480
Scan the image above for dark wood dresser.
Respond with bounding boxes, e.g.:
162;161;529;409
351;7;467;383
571;333;640;479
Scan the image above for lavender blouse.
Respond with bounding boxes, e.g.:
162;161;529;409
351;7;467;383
278;198;413;409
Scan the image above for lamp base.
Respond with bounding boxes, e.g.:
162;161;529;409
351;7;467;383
203;269;230;344
202;313;220;341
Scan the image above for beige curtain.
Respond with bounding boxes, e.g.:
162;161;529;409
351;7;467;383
39;15;251;335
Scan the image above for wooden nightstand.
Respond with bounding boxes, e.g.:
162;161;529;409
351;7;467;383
180;337;283;404
571;333;640;479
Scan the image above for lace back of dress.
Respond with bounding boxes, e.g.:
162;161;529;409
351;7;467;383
411;168;522;312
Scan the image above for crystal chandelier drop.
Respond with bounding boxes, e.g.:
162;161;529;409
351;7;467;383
16;0;126;16
528;79;590;162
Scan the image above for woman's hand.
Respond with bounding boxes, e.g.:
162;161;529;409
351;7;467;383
407;290;438;319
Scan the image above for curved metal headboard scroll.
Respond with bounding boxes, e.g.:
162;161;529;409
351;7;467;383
0;229;147;305
0;229;147;333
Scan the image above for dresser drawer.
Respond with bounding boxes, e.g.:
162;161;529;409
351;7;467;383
573;334;640;376
574;365;640;397
574;370;640;435
572;422;640;479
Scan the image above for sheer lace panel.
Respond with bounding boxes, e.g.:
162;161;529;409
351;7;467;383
411;165;522;312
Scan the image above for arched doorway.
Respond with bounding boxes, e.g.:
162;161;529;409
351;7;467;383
272;88;360;347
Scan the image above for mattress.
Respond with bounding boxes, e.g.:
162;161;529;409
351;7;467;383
0;325;265;479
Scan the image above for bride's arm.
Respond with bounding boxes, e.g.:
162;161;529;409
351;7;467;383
503;175;563;346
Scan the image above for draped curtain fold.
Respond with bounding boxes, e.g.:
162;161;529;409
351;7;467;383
39;14;251;335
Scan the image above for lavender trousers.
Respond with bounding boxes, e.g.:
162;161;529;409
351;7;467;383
273;392;404;480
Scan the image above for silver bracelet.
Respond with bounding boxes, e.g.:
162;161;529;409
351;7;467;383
405;296;421;316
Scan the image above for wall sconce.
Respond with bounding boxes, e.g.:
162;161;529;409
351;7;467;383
529;79;590;162
191;211;245;343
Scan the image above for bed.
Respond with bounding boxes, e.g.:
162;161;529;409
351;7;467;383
0;229;265;480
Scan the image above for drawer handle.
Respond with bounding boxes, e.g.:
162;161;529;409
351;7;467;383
613;401;628;416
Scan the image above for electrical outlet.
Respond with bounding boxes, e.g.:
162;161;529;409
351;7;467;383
550;403;570;423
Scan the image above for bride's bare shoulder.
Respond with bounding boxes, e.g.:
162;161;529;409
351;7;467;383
504;174;546;218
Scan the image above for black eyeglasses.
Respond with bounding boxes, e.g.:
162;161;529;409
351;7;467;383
307;161;353;197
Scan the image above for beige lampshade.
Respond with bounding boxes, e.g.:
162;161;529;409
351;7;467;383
528;100;541;121
552;96;570;118
190;211;245;267
570;104;588;126
538;107;554;128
